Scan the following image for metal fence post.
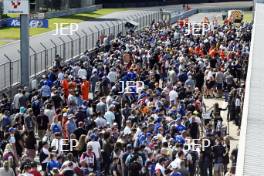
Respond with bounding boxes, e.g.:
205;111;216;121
81;30;88;50
4;54;13;97
76;32;82;55
50;39;58;56
88;28;94;49
67;35;74;59
40;42;48;72
30;46;38;77
110;21;116;37
59;37;66;59
94;25;100;39
100;24;105;36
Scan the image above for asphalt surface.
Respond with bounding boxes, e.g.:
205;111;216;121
188;12;224;23
0;1;252;91
0;10;161;90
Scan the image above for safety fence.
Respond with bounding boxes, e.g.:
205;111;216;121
0;10;162;96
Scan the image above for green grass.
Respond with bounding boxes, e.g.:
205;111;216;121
0;41;8;46
0;8;127;40
243;11;253;23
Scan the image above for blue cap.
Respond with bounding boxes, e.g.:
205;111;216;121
146;132;152;137
8;127;16;133
90;133;97;140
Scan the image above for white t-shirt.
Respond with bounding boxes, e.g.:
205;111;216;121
44;109;55;124
155;163;165;175
94;117;107;128
169;90;178;102
169;158;182;169
13;93;22;109
87;141;101;159
58;72;64;81
78;68;87;79
107;71;117;83
104;111;115;126
123;126;131;135
235;98;241;107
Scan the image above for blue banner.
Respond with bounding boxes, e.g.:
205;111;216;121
5;18;49;28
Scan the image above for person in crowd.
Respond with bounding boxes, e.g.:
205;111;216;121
0;17;250;176
0;161;16;176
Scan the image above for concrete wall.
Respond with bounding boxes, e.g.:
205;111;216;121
44;4;102;19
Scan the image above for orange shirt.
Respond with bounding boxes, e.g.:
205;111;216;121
68;81;76;91
81;80;90;101
209;48;217;58
61;79;69;98
220;50;226;60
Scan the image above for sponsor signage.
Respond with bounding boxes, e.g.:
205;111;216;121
5;18;49;28
3;0;29;14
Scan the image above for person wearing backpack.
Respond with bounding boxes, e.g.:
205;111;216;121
125;147;143;176
50;116;62;135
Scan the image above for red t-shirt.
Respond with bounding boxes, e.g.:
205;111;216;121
29;168;42;176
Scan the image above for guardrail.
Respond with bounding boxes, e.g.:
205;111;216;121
0;3;253;96
0;10;162;96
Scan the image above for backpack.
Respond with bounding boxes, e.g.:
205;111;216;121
52;124;61;133
128;154;142;176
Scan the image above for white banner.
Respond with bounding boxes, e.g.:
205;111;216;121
3;0;29;14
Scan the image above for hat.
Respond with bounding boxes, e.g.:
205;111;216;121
62;108;68;113
152;136;158;141
8;127;16;133
87;144;93;150
90;133;97;140
50;168;60;175
20;107;26;113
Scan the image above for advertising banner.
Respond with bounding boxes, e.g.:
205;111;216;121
3;0;29;14
5;18;49;28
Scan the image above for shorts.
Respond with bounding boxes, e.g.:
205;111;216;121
214;163;224;173
216;83;223;90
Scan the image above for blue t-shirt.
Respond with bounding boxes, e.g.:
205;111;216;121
170;171;183;176
175;124;186;133
175;135;185;145
47;160;60;172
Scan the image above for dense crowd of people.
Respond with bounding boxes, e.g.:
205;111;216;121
0;15;251;176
